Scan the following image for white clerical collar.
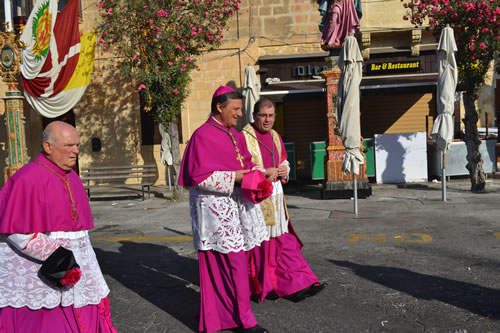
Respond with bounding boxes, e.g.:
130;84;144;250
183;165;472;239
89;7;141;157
210;116;226;127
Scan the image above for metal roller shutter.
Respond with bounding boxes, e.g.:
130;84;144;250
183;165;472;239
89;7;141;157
282;97;328;179
360;93;436;138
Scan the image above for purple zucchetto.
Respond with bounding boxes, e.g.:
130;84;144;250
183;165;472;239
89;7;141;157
212;86;236;99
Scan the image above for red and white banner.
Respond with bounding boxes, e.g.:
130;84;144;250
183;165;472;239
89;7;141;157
21;0;89;118
20;0;58;80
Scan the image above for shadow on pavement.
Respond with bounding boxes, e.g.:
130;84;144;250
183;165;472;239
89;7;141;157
283;180;323;200
331;259;500;319
94;242;199;331
396;183;440;191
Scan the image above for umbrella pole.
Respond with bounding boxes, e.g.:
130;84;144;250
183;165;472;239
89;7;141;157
353;173;358;215
442;151;447;202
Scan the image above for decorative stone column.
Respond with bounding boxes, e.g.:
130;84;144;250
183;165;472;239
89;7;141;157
3;87;27;181
321;56;371;199
0;23;28;182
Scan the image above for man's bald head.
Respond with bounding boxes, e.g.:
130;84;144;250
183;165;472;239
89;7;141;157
42;121;77;144
42;121;80;170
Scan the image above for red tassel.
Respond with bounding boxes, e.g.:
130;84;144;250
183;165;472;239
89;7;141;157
256;179;273;201
60;267;82;287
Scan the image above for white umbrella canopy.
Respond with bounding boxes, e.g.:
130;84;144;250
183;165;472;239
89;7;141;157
337;35;364;175
239;65;261;129
431;26;458;152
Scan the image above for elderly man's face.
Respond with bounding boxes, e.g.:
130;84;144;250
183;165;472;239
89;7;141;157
44;127;80;170
254;106;276;134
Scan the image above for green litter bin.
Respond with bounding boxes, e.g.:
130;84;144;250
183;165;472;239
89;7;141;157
310;141;327;180
363;138;375;177
284;142;296;180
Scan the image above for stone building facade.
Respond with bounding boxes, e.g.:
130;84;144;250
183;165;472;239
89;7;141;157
0;0;497;187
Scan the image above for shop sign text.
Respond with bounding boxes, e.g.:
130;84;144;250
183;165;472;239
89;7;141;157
365;60;421;74
293;64;330;78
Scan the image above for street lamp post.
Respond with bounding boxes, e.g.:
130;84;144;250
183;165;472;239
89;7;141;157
0;22;27;182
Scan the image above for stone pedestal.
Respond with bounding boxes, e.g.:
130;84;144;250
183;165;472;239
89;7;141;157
321;65;371;199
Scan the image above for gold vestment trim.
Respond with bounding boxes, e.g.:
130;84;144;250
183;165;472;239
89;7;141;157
242;125;283;226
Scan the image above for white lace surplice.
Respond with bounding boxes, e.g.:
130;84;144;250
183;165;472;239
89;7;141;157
267;180;290;238
0;231;110;309
191;171;269;253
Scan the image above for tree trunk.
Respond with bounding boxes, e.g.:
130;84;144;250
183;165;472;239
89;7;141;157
462;93;486;192
168;121;182;190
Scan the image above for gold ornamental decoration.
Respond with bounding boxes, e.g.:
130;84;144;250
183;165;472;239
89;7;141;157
0;22;26;86
0;22;28;182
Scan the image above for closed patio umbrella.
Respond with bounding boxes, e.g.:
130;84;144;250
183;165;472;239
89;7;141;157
337;35;364;214
431;26;458;201
159;124;173;190
238;65;261;130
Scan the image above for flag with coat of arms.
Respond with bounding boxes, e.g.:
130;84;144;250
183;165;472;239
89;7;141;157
20;0;96;117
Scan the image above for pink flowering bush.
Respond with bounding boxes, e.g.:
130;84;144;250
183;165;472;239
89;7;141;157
98;0;242;125
402;0;499;191
402;0;500;93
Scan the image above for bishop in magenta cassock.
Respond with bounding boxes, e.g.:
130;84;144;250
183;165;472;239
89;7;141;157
179;86;269;333
0;121;117;333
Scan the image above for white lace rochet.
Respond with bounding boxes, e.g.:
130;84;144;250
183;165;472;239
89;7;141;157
0;230;110;309
191;171;270;253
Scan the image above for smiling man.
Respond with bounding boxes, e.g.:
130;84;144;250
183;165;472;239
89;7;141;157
179;87;269;333
242;98;326;303
0;121;117;333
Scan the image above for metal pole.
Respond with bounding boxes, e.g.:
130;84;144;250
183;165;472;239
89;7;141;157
353;173;358;215
485;112;489;138
167;166;172;191
442;151;447;202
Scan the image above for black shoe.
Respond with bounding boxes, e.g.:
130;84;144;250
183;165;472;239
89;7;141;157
284;282;327;303
251;291;279;303
250;295;260;303
305;282;327;298
265;291;279;300
241;324;269;333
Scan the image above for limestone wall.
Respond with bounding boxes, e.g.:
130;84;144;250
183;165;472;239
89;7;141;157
0;0;497;188
362;0;413;30
477;63;496;128
73;1;145;183
182;0;324;145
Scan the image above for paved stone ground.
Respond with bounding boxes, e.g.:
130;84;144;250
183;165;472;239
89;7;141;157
88;178;500;333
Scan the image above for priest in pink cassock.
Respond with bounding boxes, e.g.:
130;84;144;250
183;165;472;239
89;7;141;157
179;86;270;333
0;121;117;332
242;98;326;303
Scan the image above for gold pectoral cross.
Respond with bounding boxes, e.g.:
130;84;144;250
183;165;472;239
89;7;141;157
207;121;246;168
236;149;245;167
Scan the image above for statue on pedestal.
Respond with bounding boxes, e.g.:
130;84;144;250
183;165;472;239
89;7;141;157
317;0;362;50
